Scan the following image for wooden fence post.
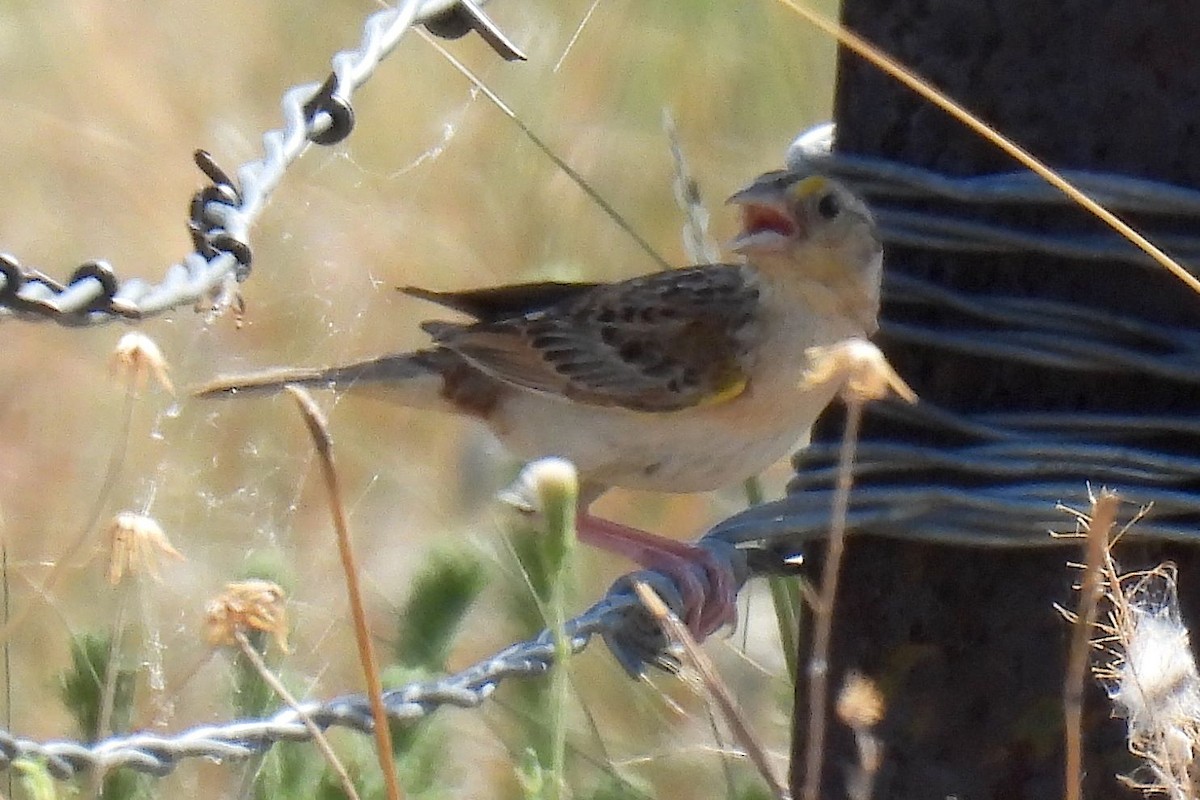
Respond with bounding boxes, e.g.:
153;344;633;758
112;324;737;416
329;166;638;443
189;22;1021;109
793;4;1200;797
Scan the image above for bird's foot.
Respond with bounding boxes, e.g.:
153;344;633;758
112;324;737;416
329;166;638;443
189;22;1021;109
496;467;737;640
577;514;737;640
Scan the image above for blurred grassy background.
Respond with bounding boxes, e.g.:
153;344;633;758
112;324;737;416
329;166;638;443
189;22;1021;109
0;0;839;796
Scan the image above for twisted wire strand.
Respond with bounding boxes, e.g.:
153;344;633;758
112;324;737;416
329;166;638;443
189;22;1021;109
0;589;665;779
0;0;499;326
0;546;759;781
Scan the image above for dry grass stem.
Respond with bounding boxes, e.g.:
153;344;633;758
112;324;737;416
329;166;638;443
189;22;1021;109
286;387;403;800
233;630;363;800
0;367;143;647
801;393;864;800
1061;489;1120;800
89;584;134;800
417;29;671;272
663;108;720;265
776;0;1200;298
802;344;911;800
552;0;603;73
100;516;174;743
632;579;791;800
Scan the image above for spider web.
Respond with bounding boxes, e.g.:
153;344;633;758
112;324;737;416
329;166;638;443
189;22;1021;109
0;0;837;795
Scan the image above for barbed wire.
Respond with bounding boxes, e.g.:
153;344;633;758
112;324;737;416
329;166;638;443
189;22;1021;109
5;118;1200;785
0;566;743;780
0;0;521;326
0;0;772;784
6;0;1200;780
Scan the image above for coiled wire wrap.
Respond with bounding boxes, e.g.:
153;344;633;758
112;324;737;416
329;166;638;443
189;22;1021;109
709;125;1200;548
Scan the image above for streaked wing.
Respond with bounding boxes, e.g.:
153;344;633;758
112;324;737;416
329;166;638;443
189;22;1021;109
402;281;602;321
423;265;762;412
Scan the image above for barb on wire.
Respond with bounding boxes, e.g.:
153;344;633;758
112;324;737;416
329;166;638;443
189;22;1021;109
424;0;527;61
0;0;523;326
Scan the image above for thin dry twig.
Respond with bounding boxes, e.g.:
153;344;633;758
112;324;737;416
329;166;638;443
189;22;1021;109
801;393;865;800
1062;489;1120;800
775;0;1200;298
800;340;914;800
286;387;403;800
0;337;148;647
233;630;363;800
632;579;791;800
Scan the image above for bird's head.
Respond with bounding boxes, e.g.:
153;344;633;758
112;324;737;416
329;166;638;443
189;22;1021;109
727;170;882;328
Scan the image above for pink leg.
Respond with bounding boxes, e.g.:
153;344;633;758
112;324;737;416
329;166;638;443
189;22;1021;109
577;512;736;639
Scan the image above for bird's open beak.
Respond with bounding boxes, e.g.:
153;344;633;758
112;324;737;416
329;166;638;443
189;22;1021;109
726;174;800;254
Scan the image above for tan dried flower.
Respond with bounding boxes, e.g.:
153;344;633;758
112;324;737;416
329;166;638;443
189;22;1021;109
204;580;291;653
803;339;916;404
110;332;174;394
105;512;184;585
837;671;886;730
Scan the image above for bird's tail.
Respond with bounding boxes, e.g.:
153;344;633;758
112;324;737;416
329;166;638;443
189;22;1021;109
193;351;443;403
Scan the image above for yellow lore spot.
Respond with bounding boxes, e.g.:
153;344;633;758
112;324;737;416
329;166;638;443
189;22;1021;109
790;175;830;201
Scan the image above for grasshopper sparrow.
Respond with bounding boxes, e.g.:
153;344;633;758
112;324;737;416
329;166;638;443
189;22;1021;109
196;168;883;637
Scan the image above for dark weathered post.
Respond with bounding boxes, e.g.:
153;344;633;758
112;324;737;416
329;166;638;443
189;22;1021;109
792;3;1200;797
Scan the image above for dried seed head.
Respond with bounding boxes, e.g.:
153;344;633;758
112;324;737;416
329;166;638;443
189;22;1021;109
837;671;886;730
497;457;579;516
1097;564;1200;795
105;512;184;585
1112;601;1200;737
803;338;916;404
111;332;174;394
204;579;291;653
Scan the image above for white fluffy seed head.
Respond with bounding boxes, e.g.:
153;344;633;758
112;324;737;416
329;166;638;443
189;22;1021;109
1111;604;1200;736
496;457;579;516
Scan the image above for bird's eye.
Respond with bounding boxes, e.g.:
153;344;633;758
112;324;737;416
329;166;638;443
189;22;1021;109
815;192;841;220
